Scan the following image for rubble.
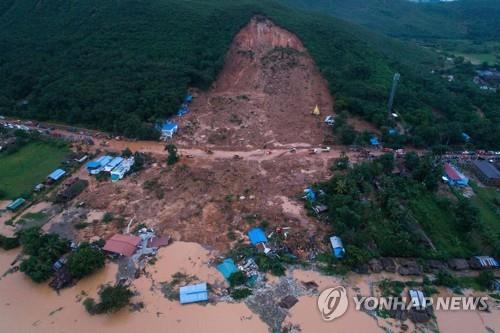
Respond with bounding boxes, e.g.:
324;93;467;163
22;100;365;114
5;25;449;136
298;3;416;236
397;259;422;276
368;258;383;273
447;258;470;271
381;258;396;273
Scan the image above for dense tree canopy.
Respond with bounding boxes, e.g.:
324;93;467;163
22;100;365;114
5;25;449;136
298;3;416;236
0;0;498;148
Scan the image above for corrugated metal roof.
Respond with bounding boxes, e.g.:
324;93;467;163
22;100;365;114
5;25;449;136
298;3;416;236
474;256;499;267
48;168;66;181
217;258;238;280
409;290;426;309
103;234;141;256
7;198;25;210
248;228;267;246
444;163;461;181
179;282;208;304
472;160;500;180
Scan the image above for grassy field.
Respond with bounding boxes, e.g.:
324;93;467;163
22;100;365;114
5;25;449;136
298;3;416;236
430;39;500;65
470;183;500;233
410;195;475;258
0;142;69;199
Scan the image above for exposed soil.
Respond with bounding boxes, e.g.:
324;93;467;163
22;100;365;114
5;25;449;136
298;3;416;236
175;16;334;149
77;154;333;252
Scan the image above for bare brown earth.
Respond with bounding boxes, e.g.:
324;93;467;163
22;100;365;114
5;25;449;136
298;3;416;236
0;17;390;255
50;17;349;251
175;16;333;149
77;153;333;252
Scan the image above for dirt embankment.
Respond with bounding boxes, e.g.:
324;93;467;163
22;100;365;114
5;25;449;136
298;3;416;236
175;16;334;149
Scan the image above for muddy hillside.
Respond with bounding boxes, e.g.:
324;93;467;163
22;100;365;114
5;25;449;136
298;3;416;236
176;16;334;149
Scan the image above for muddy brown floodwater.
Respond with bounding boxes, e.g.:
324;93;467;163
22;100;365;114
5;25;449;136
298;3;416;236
1;242;499;333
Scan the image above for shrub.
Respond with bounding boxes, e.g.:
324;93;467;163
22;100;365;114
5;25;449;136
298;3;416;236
165;144;179;165
475;270;495;290
434;270;459;288
230;288;252;300
228;271;247;287
0;235;20;250
84;285;133;314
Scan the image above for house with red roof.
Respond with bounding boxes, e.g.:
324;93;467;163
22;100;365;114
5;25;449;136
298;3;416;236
103;234;141;257
443;163;469;187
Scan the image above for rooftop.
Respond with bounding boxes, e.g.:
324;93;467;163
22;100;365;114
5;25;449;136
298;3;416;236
103;234;141;257
472;160;500;180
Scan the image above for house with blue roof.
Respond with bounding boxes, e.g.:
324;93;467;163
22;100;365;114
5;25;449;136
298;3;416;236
159;122;178;139
86;155;112;174
370;137;380;146
179;282;208;304
217;258;238;281
47;168;66;182
248;228;267;246
330;236;345;259
303;187;316;202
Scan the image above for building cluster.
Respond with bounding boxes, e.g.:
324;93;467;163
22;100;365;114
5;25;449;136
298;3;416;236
158;94;193;140
86;155;135;182
473;69;500;92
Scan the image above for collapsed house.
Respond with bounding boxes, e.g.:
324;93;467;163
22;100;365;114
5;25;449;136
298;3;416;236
248;228;271;254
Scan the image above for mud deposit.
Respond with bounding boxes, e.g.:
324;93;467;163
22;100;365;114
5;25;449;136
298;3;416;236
175;16;333;149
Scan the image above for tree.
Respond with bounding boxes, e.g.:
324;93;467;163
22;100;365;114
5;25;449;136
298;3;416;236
121;147;132;158
476;270;494;290
228;271;247;287
165;144;179;165
20;256;53;283
85;285;134;314
66;243;105;279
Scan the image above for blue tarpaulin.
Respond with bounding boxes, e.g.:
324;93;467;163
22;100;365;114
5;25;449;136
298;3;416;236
184;95;193;103
462;132;471;142
179;282;208;304
217;258;238;280
388;128;398;136
47;168;66;181
370;137;380;146
248;228;267;246
304;187;316;202
177;105;189;117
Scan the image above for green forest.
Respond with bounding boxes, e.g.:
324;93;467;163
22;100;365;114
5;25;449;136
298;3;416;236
312;153;500;266
279;0;500;40
0;0;499;148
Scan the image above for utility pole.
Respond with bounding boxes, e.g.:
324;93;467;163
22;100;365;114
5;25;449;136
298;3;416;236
387;72;400;118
